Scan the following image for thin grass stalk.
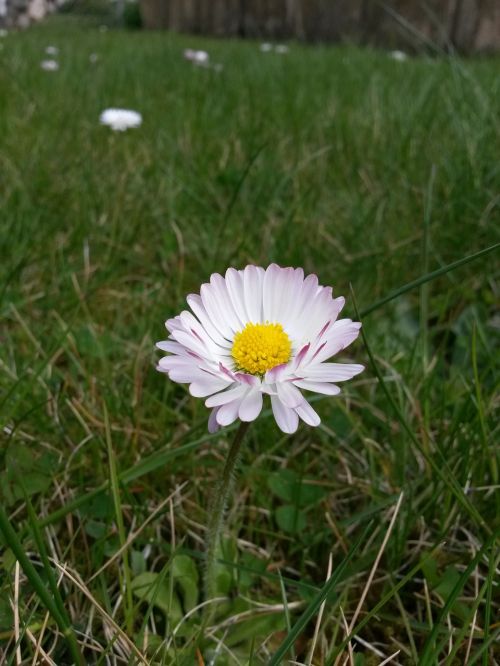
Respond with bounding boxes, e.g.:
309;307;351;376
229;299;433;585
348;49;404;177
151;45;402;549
351;288;492;537
0;506;84;666
103;403;134;636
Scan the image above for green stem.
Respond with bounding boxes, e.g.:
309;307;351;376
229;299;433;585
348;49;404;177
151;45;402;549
204;421;250;607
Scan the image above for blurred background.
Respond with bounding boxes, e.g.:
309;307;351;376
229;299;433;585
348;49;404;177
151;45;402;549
2;0;500;53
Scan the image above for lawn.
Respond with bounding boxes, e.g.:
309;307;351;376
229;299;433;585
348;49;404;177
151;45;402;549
0;12;499;665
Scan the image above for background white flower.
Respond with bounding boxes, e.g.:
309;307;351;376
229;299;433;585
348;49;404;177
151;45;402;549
157;264;364;434
184;48;209;65
390;50;407;62
260;43;273;52
40;59;59;71
275;44;289;54
99;108;142;131
45;45;58;56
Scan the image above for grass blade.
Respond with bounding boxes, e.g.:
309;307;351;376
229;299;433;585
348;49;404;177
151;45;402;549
419;527;500;664
360;242;500;318
0;506;84;665
351;288;492;537
268;522;372;665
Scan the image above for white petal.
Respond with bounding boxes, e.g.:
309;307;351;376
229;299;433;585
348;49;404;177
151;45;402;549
262;264;281;321
210;273;243;332
225;268;249;325
170;329;210;359
293;380;341;395
276;381;304;408
302;363;364;382
189;376;231;397
208;408;221;433
238;389;263;422
187;294;232;348
216;398;243;426
179;310;231;358
264;363;289;383
271;395;299;434
285;273;319;339
205;384;247;407
156;340;187;354
295;400;321;426
200;281;234;340
307;320;362;365
243;265;264;322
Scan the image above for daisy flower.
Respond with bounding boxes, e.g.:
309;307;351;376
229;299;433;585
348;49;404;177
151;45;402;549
184;48;209;65
390;50;408;62
260;43;273;52
99;108;142;131
45;45;58;56
40;59;59;71
157;264;363;434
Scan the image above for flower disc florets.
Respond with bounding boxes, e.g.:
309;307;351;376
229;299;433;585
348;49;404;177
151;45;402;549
232;322;291;375
156;264;364;434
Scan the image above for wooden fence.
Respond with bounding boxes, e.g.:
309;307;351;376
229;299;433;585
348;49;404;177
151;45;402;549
140;0;500;53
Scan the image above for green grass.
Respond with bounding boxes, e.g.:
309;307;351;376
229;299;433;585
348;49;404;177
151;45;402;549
1;14;499;665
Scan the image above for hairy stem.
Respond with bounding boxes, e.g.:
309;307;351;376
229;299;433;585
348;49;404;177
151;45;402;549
204;421;250;608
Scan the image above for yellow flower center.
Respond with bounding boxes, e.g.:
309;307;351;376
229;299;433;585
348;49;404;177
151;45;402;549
231;322;292;376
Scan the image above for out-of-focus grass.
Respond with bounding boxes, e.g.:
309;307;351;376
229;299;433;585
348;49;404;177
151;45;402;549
0;14;499;665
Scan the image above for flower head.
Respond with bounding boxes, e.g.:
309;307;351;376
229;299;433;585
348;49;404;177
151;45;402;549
45;45;59;56
390;50;407;62
184;48;209;65
40;59;59;71
157;265;364;434
99;108;142;131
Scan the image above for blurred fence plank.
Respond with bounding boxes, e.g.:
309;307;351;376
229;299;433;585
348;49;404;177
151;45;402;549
139;0;500;53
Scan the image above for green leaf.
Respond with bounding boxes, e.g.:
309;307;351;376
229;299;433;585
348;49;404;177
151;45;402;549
131;572;183;624
275;505;307;534
268;470;326;507
225;611;286;648
267;470;297;502
1;443;58;506
131;549;147;576
84;520;108;540
172;555;199;612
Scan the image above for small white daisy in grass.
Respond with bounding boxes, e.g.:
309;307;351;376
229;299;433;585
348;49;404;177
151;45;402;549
40;59;59;71
260;42;273;52
157;264;363;434
45;45;58;56
99;108;142;131
0;29;8;38
183;48;209;65
275;44;290;54
390;50;408;62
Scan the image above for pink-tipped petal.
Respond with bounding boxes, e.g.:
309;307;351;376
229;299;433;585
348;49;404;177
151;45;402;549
276;381;304;408
205;384;247;408
189;376;231;398
292;380;341;395
208;408;221;433
295;400;321;427
271;395;299;434
302;363;364;382
216;398;243;426
238;389;263;422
